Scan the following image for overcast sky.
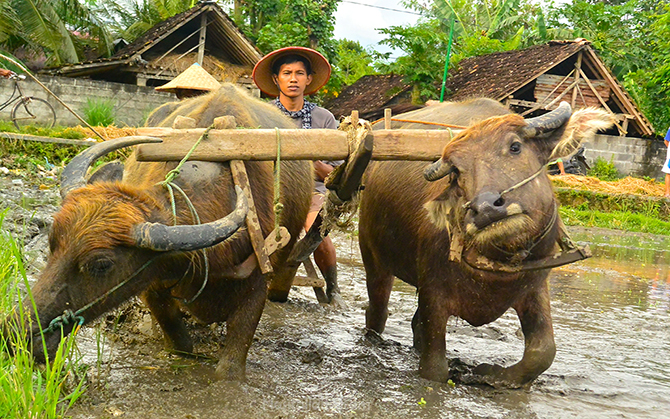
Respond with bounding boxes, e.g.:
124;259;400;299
333;0;421;56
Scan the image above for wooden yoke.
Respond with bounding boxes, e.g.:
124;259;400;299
134;127;458;162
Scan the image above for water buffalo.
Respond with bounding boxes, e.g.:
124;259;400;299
7;84;313;380
359;99;612;387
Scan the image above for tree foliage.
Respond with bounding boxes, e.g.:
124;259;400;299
0;0;113;67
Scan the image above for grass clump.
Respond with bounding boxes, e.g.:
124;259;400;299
559;206;670;235
82;98;116;127
0;211;87;418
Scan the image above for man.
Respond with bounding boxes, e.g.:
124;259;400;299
253;47;340;302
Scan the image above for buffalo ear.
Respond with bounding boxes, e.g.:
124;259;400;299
544;107;614;164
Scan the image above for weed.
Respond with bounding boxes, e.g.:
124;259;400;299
82;98;116;127
588;157;620;181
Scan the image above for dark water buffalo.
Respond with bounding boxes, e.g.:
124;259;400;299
8;84;312;380
359;99;612;387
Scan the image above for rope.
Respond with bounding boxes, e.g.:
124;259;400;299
156;125;214;304
273;128;283;240
42;258;155;336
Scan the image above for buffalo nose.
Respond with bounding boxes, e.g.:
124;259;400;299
469;191;507;229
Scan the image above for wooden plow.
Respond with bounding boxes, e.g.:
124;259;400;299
134;111;462;303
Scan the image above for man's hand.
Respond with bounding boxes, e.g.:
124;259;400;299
313;160;334;181
0;68;16;78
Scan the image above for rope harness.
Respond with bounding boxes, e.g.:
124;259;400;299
40;259;156;336
273;128;283;240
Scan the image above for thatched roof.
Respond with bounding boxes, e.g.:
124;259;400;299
443;39;653;137
41;1;261;87
324;74;418;121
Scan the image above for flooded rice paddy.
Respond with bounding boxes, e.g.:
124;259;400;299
61;227;670;419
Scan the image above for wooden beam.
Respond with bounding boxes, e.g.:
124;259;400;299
0;132;97;147
577;67;625;134
229;160;273;274
197;13;207;65
583;47;653;136
521;78;578;116
134;128;458;162
571;52;583;109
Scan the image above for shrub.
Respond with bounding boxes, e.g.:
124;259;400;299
82;98;116;126
588;157;620;181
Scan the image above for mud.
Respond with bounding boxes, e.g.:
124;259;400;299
1;178;669;418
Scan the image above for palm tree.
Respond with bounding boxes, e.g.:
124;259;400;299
0;0;113;68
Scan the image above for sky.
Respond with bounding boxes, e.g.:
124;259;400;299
333;0;421;56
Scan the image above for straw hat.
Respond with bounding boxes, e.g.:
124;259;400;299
155;63;221;93
252;46;331;97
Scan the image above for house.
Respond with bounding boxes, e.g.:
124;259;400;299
443;39;653;137
40;1;262;94
324;74;419;121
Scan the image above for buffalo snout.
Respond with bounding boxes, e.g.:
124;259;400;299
466;191;510;229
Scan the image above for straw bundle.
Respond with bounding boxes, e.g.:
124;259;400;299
550;174;665;197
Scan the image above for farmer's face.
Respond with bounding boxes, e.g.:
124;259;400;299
273;61;313;99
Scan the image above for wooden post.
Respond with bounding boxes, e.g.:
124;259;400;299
384;108;392;130
350;110;359;127
197;13;207;65
571;52;583;108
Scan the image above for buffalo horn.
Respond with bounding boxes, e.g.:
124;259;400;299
522;101;572;138
60;136;163;198
424;158;454;181
132;185;248;252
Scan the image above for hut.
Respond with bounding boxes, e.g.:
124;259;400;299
443;39;653;137
40;1;261;94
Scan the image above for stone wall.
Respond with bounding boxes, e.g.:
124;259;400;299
0;75;175;128
583;134;667;181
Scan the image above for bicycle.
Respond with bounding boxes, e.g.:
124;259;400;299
0;73;56;130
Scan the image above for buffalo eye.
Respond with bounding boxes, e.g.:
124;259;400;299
509;141;522;155
84;257;114;277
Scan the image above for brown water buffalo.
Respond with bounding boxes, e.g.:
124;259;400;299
359;99;612;387
8;84;313;380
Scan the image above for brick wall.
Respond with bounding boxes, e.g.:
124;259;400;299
583;134;667;181
0;75;175;128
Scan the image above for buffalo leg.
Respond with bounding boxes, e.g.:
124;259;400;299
469;277;556;388
215;273;267;381
362;244;394;334
417;285;450;382
141;288;193;354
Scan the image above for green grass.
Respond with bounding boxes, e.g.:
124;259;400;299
0;210;87;418
560;206;670;235
82;98;116;127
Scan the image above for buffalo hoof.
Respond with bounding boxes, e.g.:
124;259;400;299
328;292;344;308
215;359;246;381
267;288;289;303
450;359;524;389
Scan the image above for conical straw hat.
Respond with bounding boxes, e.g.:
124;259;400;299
155;63;221;93
252;46;331;97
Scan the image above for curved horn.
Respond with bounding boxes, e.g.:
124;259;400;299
424;158;454;181
522;101;572;138
132;186;248;251
60;136;163;198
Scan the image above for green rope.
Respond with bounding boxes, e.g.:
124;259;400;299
161;125;214;186
273;127;284;240
155;125;213;303
42;258;155;335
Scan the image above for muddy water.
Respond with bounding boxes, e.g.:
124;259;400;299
64;228;669;419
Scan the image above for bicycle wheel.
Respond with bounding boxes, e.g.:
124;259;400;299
12;97;56;129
